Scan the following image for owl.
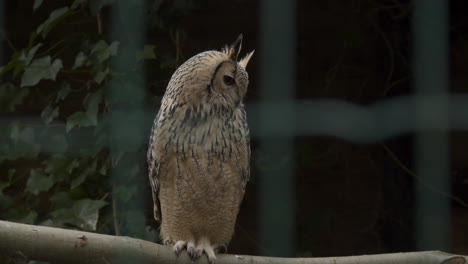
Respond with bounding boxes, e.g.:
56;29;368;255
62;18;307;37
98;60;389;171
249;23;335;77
147;35;254;263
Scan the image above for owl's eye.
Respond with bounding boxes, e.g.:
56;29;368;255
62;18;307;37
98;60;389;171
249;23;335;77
223;75;235;86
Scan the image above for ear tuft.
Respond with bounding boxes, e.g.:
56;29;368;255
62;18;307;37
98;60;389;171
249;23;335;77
223;34;243;61
238;50;254;68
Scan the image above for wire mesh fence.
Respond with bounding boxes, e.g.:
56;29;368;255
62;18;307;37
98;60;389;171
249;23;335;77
0;0;465;260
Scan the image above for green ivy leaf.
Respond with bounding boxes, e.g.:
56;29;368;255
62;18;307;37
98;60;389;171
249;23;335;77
9;88;29;111
33;0;43;11
10;121;22;142
1;122;41;161
20;43;43;67
111;151;125;166
21;56;63;87
0;183;9;195
5;207;39;225
71;0;86;9
91;41;107;61
66;159;81;174
143;45;156;59
51;199;107;231
0;193;13;210
8;168;16;179
66;111;91;132
48;133;68;154
20;125;37;143
91;40;119;63
41;104;59;124
89;0;114;15
84;89;103;125
33;0;44;11
160;52;177;69
99;160;109;175
0;181;10;194
0;169;15;193
27;31;38;51
136;45;156;62
55;82;71;103
0;83;29;112
93;67;109;84
49;207;75;228
50;192;73;208
0;51;21;75
6;142;41;160
70;173;87;189
109;41;119;56
66;89;103;131
73;199;107;231
36;7;70;38
72;51;87;69
16;211;38;224
9;122;38;146
1;43;42;78
43;155;78;181
70;159;96;189
26;169;54;195
114;185;137;202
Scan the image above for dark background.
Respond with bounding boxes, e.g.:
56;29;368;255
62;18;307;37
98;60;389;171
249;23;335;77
1;0;468;259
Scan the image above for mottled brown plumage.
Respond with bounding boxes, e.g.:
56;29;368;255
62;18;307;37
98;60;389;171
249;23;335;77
147;35;253;263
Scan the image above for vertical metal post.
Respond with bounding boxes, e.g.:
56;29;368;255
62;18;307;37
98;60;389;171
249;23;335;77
413;0;450;251
258;0;296;257
109;0;147;254
0;1;4;67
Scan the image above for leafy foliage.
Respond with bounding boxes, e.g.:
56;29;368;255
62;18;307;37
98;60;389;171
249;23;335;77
36;7;79;39
26;169;54;195
21;56;63;87
0;0;190;247
0;83;29;112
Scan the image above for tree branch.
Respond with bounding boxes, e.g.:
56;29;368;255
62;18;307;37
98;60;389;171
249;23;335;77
0;220;466;264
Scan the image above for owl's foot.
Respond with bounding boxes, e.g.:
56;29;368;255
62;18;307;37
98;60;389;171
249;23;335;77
180;239;216;264
201;244;216;264
187;241;199;261
217;244;228;254
173;240;187;257
195;238;217;264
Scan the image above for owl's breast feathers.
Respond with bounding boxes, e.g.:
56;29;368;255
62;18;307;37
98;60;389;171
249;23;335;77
155;101;249;166
147;101;250;221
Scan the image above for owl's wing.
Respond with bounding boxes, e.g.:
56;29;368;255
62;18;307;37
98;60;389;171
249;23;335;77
239;109;251;190
243;137;251;189
147;117;162;222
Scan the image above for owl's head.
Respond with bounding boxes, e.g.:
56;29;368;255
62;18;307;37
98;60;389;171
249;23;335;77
167;35;254;112
211;34;254;106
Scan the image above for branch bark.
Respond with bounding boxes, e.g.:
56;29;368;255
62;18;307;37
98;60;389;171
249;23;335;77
0;220;466;264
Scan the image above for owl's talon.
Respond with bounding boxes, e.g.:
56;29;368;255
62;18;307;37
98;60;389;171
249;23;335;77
188;247;198;261
217;244;227;254
173;240;187;257
204;245;216;264
187;240;199;261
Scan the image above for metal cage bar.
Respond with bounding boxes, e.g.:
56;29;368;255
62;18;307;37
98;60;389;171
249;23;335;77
109;2;149;262
413;0;450;251
258;0;296;257
0;0;459;259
